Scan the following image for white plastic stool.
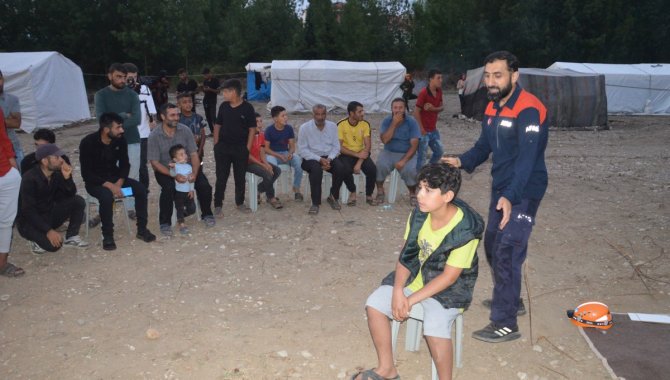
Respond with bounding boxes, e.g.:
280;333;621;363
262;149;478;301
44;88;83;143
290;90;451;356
391;303;464;380
85;194;133;238
274;163;291;196
245;172;261;212
387;169;404;204
340;173;362;204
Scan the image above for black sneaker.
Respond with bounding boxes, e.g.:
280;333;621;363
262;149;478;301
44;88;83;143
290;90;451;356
136;229;156;243
102;236;117;251
472;323;520;343
482;298;526;316
326;195;341;210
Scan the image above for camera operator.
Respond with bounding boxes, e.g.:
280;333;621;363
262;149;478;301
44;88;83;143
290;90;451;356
124;63;157;192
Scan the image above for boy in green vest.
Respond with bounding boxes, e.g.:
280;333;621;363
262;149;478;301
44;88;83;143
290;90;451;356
353;163;484;380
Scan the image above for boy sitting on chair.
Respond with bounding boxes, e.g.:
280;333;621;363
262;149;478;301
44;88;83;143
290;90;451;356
354;163;483;380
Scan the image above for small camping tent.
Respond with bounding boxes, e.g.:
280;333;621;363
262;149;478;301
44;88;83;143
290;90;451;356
270;60;405;113
462;67;608;128
0;51;91;132
548;62;670;114
245;62;272;101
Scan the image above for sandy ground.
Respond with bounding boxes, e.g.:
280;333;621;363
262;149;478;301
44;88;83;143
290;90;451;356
1;93;669;380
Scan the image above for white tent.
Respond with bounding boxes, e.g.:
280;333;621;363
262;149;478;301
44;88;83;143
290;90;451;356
270;60;405;113
548;62;670;114
0;51;91;132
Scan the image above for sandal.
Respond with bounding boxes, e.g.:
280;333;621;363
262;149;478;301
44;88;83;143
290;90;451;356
0;263;25;278
269;198;284;209
351;369;400;380
346;196;357;207
375;193;385;204
366;197;378;206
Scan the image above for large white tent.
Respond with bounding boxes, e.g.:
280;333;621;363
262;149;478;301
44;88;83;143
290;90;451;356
270;60;405;113
0;51;91;132
548;62;670;114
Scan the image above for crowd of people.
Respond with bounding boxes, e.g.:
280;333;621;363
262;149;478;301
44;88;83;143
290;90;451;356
1;51;548;380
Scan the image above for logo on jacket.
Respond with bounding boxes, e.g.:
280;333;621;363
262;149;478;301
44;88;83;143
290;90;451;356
525;125;540;133
500;120;512;128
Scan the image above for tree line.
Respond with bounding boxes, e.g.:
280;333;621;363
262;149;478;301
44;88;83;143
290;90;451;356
1;0;668;87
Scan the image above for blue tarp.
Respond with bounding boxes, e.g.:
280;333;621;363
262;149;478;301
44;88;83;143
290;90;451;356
246;71;271;101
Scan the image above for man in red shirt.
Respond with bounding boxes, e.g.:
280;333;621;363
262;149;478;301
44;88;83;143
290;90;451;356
413;69;445;171
0;109;23;277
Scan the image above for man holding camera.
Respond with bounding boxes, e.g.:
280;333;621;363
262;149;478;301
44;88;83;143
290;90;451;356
124;63;157;191
94;63;142;219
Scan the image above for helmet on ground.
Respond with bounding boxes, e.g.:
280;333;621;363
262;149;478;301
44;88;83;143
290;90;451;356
567;301;613;329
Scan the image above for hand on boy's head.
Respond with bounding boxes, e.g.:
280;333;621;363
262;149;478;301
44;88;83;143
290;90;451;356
441;156;461;168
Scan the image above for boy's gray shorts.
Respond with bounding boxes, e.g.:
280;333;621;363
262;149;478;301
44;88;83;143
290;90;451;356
366;285;460;339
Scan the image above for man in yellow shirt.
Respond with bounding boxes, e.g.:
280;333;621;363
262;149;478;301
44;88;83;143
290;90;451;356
337;101;378;206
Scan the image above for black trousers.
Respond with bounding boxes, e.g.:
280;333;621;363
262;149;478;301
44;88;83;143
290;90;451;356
139;138;150;191
339;154;377;197
214;144;248;207
246;163;281;200
174;191;197;223
18;195;86;252
86;178;148;238
301;157;346;206
155;170;213;226
203;100;217;134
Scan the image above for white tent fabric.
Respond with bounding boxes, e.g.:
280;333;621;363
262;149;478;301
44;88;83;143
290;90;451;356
548;62;670;114
270;60;405;113
0;51;91;132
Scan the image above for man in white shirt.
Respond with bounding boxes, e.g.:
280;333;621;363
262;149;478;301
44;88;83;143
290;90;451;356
297;104;346;215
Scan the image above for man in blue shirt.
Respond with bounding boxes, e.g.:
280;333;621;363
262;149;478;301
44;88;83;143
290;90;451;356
375;98;421;205
443;51;548;343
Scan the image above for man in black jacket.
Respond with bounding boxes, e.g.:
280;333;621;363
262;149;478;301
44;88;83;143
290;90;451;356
79;112;156;250
18;144;88;254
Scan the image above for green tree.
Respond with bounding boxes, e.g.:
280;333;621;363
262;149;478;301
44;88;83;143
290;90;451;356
302;0;339;59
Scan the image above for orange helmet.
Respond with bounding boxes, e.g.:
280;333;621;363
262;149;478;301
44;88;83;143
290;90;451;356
567;302;613;329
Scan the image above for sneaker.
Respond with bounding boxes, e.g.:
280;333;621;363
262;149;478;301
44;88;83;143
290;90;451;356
472;323;520;343
179;225;190;235
102;236;116;251
88;214;101;228
482;298;526;316
295;192;304;202
29;241;46;255
202;215;216;227
136;229;157;242
236;204;252;214
326;195;341;210
159;224;173;237
127;209;137;220
64;235;90;248
308;205;319;215
214;206;223;217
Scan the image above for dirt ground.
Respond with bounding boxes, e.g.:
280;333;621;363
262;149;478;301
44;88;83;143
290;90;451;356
1;93;669;380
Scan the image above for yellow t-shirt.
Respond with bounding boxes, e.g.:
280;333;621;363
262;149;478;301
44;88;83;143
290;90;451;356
337;118;370;153
402;208;479;292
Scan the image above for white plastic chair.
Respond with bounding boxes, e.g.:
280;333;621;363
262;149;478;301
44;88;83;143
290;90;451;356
391;303;464;380
387;169;404;204
246;172;261;212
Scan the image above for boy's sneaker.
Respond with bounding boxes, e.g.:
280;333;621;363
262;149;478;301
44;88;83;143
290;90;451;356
64;235;90;248
482;298;526;316
472;323;520;343
29;241;46;255
214;206;223;217
202;215;216;227
159;224;173;237
179;225;190;235
294;192;304;202
102;236;116;251
136;229;157;242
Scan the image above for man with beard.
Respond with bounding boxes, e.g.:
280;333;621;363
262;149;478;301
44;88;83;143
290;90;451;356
123;63;157;192
148;103;215;236
442;51;548;343
80;113;156;251
17;144;88;253
94;63;142;220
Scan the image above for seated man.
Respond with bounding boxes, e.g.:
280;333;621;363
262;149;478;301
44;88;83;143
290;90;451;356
264;105;303;201
297;104;346;215
17;144;88;254
376;98;421;206
148;103;215;236
80;112;156;250
337;101;378;206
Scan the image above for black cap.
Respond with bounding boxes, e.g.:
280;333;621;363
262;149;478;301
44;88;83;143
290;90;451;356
35;143;65;160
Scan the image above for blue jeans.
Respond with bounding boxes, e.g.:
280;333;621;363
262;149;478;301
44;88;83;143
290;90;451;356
6;129;24;171
266;151;303;190
485;197;541;327
416;130;444;171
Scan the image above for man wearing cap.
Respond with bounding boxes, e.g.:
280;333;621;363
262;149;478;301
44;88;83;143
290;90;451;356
201;68;220;134
80;112;156;251
0;69;25;169
17;144;89;254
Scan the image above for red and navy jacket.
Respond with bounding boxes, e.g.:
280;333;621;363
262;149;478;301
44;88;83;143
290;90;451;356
459;84;548;204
